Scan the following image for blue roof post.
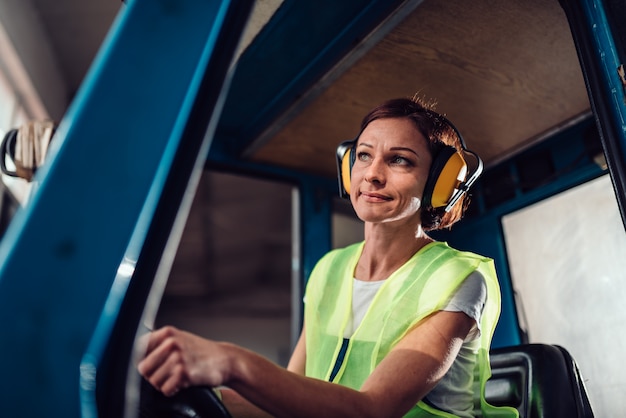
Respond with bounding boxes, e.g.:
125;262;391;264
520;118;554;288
560;0;626;230
297;178;333;326
0;0;244;415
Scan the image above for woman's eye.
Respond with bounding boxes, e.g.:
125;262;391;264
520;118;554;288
357;152;371;162
391;156;411;165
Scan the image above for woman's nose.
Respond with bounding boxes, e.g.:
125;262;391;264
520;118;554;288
364;158;386;185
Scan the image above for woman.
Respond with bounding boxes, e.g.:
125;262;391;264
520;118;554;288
138;97;518;417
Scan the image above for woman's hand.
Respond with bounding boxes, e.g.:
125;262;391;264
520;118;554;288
137;326;232;396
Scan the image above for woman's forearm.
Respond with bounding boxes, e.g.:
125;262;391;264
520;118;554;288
221;342;381;418
220;389;274;418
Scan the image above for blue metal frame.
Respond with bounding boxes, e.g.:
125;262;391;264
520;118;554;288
560;0;626;229
298;179;333;286
213;0;410;157
0;0;243;415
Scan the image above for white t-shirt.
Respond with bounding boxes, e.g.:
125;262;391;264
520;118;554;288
347;270;487;417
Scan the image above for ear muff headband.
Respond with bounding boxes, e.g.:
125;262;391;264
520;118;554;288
335;116;483;212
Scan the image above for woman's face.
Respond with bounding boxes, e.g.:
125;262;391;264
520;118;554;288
350;117;433;226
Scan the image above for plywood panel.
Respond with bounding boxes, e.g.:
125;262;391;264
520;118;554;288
251;0;590;178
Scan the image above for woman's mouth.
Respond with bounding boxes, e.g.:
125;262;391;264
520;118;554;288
360;191;392;202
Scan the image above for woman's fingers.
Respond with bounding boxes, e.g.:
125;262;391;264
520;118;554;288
138;326;190;394
143;348;184;392
158;361;188;396
138;326;230;396
144;325;179;353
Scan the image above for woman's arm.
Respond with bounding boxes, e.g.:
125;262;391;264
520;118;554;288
286;325;306;374
219;388;274;418
138;310;474;418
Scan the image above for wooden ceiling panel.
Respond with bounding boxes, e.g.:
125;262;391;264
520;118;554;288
251;0;590;178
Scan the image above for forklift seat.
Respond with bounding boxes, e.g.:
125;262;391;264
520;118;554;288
485;344;594;417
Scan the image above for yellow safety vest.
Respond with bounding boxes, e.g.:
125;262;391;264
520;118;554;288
304;241;518;417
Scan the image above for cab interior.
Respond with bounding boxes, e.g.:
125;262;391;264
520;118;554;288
0;0;624;416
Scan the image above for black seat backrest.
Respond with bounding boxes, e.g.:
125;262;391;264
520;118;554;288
485;344;595;418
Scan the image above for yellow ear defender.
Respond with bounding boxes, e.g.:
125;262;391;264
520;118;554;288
335;117;483;212
422;145;470;210
336;140;356;198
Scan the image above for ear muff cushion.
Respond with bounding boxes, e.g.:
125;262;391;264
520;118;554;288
341;148;353;195
336;140;356;198
423;147;468;208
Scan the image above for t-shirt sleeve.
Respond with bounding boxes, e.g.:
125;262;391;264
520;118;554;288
442;270;487;341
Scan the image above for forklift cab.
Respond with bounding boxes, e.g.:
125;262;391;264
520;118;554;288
0;0;624;416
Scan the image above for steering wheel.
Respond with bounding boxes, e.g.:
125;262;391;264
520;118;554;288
139;377;231;418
